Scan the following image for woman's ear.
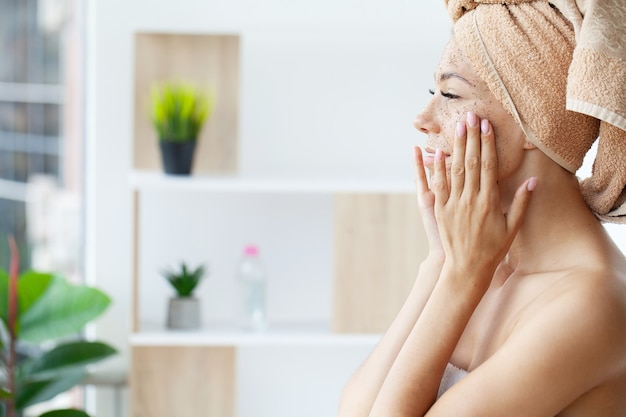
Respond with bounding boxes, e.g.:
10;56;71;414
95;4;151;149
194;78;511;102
523;139;537;150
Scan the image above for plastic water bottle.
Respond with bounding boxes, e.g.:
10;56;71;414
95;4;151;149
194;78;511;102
236;244;268;331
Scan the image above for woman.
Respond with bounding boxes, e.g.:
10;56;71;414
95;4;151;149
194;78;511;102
339;0;626;416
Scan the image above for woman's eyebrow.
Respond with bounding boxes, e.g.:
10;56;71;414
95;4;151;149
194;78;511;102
435;72;475;87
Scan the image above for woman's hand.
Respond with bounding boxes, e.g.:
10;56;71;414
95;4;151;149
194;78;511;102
414;146;445;263
431;112;536;291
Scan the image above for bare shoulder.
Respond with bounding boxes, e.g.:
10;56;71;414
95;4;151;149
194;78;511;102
518;265;626;371
427;244;626;416
579;267;626;356
554;265;626;342
426;264;626;416
524;265;626;415
508;264;626;412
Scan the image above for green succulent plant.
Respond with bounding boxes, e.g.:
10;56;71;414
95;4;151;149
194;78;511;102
150;82;214;142
161;263;207;298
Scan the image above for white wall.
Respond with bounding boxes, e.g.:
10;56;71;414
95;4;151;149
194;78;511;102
84;1;626;416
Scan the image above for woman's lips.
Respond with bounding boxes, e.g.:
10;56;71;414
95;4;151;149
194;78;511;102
423;153;437;167
422;149;451;168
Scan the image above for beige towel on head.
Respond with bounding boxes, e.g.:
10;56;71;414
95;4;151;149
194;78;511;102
445;0;626;223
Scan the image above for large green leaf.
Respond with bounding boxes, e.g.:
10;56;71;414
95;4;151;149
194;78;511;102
17;272;55;316
0;386;11;399
19;277;111;343
0;270;55;324
19;341;116;382
16;369;85;410
39;410;91;417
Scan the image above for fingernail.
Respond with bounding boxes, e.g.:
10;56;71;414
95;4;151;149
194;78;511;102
467;111;478;127
456;121;466;137
527;176;537;191
481;119;490;134
435;148;443;161
414;146;422;160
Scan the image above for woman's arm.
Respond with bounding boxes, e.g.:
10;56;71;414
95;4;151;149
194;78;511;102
368;115;534;416
339;115;534;417
338;146;446;417
338;256;444;416
368;263;487;416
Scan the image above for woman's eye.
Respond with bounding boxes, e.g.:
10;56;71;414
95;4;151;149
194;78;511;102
428;89;459;100
441;91;460;99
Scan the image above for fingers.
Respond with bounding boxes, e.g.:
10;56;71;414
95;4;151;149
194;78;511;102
454;114;497;197
506;177;537;236
414;147;434;212
414;146;444;253
463;112;481;194
432;148;449;204
479;119;498;201
450;121;466;198
413;146;429;196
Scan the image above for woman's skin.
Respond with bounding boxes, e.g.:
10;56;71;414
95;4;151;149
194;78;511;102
338;38;626;417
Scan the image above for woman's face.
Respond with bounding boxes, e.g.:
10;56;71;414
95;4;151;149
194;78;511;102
413;38;528;182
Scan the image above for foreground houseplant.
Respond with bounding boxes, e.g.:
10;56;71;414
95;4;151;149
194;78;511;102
150;82;214;175
161;262;207;329
0;237;116;417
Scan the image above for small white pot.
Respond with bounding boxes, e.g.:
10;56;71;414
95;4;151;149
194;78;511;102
167;297;201;330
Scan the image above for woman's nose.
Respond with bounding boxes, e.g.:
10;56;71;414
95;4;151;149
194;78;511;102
413;104;439;135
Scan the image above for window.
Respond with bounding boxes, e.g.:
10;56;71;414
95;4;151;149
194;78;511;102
0;0;83;283
0;0;86;413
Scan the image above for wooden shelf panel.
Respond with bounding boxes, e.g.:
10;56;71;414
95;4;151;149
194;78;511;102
133;33;239;174
333;193;428;333
131;345;235;417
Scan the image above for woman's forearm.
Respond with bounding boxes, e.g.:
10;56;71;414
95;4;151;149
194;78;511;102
338;256;444;417
368;265;486;417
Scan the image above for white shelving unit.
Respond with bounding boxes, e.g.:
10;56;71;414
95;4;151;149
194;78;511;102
129;169;425;417
130;169;415;331
129;169;413;336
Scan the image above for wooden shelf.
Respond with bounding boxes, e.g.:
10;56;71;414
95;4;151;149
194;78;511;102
130;170;415;194
130;321;382;347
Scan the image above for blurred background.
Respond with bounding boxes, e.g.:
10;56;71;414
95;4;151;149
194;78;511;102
0;0;82;278
0;1;622;416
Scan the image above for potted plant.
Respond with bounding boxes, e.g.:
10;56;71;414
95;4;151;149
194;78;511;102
1;236;116;417
161;262;207;330
150;82;214;175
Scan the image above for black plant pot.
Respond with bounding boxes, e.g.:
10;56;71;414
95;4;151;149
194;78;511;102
159;140;197;175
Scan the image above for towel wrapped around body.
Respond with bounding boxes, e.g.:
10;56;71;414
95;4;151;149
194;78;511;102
445;0;626;222
437;363;468;399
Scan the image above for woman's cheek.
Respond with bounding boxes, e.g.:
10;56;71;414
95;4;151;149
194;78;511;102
490;121;521;180
441;107;464;144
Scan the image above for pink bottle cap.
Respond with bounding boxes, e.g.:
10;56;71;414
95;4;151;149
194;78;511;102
244;245;259;256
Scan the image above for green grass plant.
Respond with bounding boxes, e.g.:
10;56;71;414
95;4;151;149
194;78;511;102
150;82;214;142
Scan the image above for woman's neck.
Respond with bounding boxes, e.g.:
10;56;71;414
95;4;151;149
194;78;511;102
500;159;603;274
